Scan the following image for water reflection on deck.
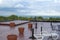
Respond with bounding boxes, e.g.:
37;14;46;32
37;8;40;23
0;21;60;40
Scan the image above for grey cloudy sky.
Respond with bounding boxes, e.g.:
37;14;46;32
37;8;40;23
0;0;60;16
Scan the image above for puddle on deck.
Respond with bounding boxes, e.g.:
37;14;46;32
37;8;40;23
0;21;60;40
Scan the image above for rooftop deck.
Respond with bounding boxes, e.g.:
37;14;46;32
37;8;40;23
0;21;60;40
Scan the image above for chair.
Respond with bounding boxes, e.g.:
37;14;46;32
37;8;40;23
7;35;17;40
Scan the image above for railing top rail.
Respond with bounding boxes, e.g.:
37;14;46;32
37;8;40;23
30;20;60;22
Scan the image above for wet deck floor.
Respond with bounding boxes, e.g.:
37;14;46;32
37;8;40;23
0;22;36;40
0;22;59;40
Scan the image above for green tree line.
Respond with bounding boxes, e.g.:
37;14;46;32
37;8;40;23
0;15;60;22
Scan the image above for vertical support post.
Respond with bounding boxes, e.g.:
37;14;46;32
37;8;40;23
29;28;36;39
50;22;53;30
41;26;42;34
35;22;37;29
34;16;37;29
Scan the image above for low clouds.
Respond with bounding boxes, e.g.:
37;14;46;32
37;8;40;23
26;10;60;16
0;0;3;4
0;0;60;16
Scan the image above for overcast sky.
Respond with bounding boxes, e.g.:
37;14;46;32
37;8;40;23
0;0;60;16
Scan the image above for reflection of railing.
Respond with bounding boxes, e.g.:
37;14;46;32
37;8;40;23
30;20;60;31
34;32;58;40
45;22;60;32
53;25;60;31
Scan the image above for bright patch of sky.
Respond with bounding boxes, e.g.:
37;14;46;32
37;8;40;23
0;0;60;16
